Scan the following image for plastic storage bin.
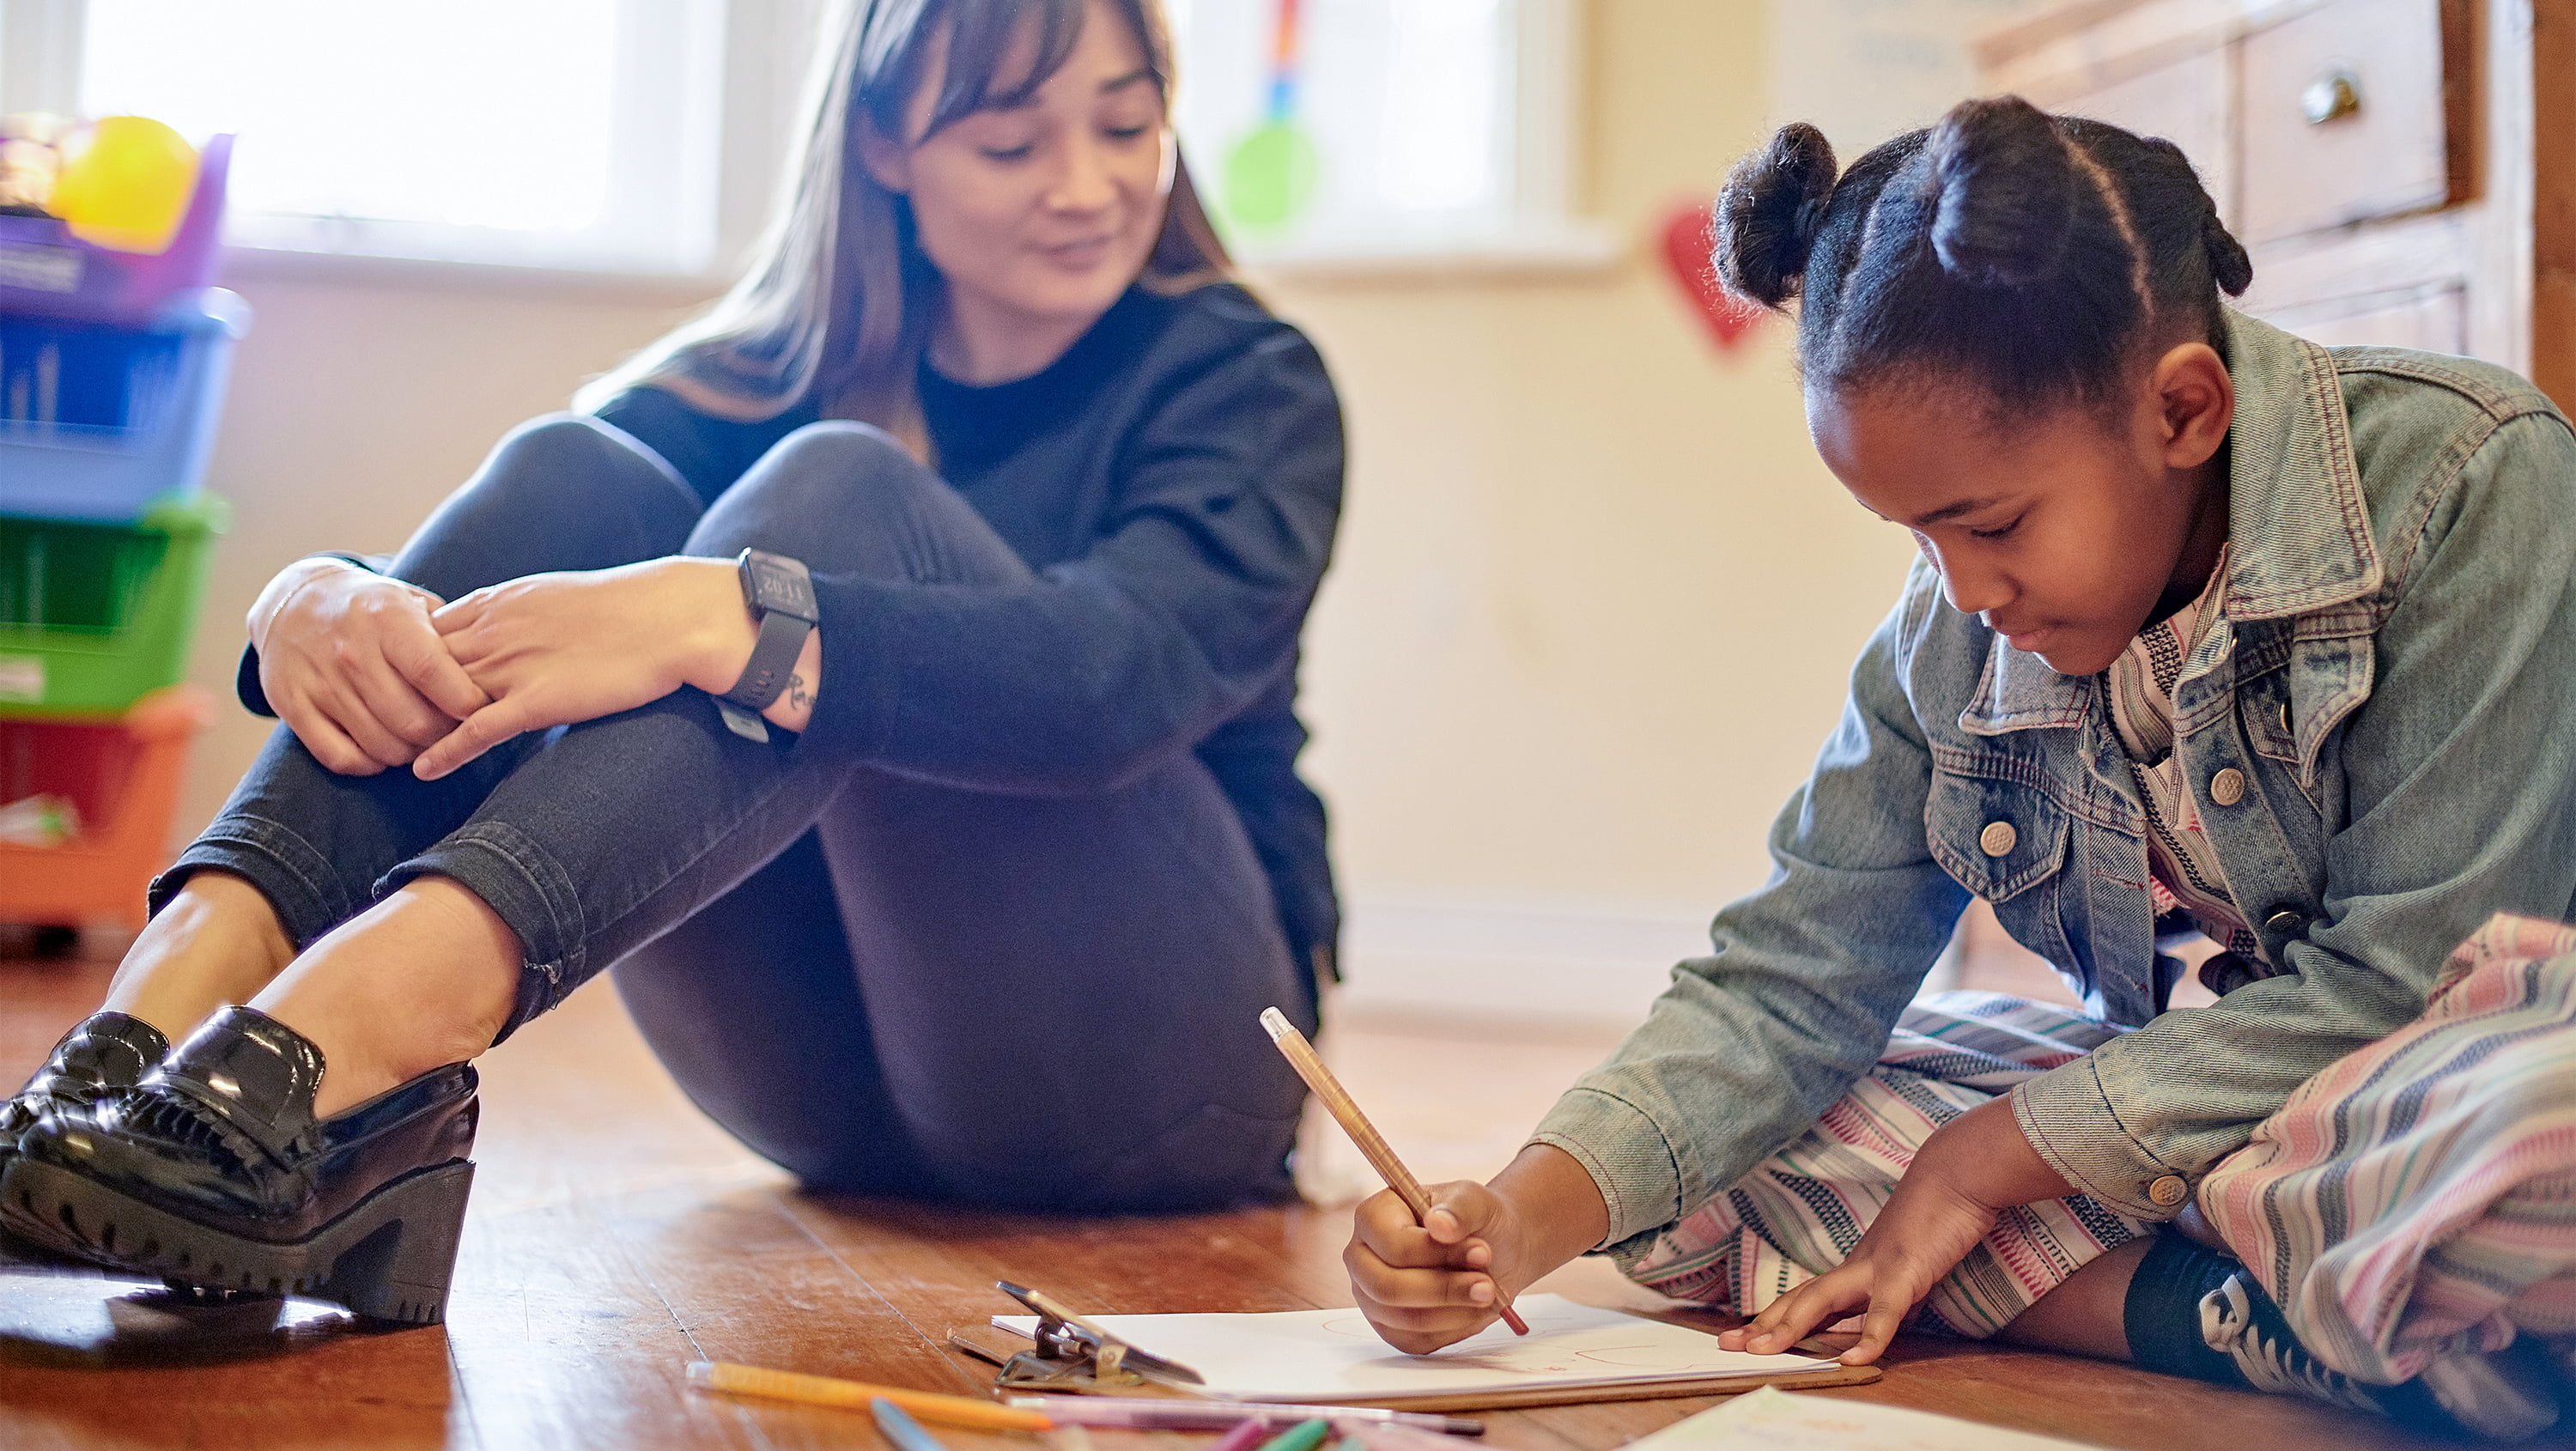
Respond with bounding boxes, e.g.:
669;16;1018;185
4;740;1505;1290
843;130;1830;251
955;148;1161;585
0;288;248;523
0;683;213;930
0;494;228;717
0;133;233;322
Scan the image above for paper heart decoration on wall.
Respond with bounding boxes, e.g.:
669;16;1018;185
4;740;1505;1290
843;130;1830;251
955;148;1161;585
1657;199;1767;352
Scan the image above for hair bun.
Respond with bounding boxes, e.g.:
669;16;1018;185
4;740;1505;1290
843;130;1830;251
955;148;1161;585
1716;122;1838;308
2202;210;2253;296
1925;95;2080;288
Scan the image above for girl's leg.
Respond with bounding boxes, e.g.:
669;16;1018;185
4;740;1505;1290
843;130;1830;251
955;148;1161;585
99;416;704;1044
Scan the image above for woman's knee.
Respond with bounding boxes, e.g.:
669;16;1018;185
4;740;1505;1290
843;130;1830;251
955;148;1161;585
686;422;930;552
403;414;702;588
486;414;695;507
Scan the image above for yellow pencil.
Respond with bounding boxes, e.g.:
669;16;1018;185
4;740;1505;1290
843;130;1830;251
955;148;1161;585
685;1361;1055;1430
1258;1007;1531;1336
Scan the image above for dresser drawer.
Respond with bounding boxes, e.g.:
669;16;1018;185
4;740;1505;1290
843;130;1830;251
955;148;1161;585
2054;47;2236;227
2239;0;2458;244
2259;283;2468;353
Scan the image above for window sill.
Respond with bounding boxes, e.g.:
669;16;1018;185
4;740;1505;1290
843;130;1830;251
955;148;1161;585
1231;218;1627;284
212;243;735;306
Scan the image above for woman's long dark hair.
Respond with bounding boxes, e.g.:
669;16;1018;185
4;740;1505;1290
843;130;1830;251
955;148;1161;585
579;0;1230;433
1716;95;2252;420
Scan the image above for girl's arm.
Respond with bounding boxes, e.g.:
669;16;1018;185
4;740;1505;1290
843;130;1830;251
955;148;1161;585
1347;568;1974;1351
2010;409;2576;1218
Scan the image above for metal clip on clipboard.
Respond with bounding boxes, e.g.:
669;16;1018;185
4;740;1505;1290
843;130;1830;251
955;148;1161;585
988;1281;1205;1393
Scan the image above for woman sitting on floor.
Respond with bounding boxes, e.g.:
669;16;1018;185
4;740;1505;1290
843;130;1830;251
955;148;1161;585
1340;98;2576;1439
0;0;1340;1322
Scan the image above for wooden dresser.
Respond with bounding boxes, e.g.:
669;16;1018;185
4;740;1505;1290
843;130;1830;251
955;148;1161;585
1975;0;2576;406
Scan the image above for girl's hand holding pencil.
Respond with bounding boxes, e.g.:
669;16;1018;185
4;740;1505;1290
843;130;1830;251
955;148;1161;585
1339;1143;1610;1355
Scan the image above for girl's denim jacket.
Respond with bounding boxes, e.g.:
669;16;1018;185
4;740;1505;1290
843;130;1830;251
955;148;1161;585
1536;312;2576;1247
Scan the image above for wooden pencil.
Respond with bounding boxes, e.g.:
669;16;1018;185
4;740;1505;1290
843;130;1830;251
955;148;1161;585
1258;1007;1532;1336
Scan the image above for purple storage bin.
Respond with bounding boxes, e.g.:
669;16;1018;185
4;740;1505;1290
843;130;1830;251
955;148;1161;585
0;288;250;524
0;134;233;324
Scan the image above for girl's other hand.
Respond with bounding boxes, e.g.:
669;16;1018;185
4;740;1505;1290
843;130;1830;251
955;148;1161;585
1345;1143;1610;1355
417;557;749;780
249;558;489;776
1717;1095;2069;1365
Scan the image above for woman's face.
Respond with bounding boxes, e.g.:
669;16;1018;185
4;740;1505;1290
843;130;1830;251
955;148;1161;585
1807;344;2235;677
872;0;1172;363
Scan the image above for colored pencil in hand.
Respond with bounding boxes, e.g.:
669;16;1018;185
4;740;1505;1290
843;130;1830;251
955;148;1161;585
1258;1007;1531;1335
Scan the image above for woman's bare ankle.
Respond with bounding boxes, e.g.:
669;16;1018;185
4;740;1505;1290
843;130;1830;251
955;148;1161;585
99;870;297;1041
250;876;521;1119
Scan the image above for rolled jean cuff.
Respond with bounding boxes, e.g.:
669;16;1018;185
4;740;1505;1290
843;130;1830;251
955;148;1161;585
384;819;589;1046
151;817;362;950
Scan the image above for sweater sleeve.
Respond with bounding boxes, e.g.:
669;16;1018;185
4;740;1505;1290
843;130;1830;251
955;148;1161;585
796;328;1344;795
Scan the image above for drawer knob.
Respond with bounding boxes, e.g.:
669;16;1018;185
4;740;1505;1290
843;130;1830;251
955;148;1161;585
2302;68;2362;125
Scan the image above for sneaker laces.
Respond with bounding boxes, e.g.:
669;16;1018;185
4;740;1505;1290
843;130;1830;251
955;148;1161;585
2197;1272;2388;1415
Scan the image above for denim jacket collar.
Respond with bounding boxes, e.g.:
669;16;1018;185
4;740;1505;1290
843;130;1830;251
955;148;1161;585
1963;312;2385;738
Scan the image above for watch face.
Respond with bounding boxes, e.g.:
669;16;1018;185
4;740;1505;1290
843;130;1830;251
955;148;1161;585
745;552;819;619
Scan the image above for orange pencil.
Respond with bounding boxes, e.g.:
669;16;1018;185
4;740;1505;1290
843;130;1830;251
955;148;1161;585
1259;1007;1531;1336
685;1362;1054;1430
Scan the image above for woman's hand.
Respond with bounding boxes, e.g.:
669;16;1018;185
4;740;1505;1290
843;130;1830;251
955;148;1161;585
1346;1143;1609;1355
1717;1095;2070;1365
248;558;490;776
415;557;771;780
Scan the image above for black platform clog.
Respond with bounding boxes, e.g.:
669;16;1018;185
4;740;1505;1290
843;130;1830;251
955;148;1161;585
0;1006;477;1326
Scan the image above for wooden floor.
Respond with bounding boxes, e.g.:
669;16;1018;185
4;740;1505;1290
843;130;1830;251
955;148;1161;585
0;935;2471;1451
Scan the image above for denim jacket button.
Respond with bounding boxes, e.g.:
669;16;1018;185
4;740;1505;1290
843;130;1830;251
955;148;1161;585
2277;701;2293;733
1979;820;2017;857
2265;908;2306;935
2209;768;2246;806
2148;1174;2190;1208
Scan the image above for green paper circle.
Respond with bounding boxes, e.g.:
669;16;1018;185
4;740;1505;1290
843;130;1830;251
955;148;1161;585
1221;120;1320;233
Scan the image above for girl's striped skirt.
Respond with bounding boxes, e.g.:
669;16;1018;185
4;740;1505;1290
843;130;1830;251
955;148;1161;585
1620;913;2576;1389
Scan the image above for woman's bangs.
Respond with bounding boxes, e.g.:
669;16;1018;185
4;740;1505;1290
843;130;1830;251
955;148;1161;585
926;0;1092;135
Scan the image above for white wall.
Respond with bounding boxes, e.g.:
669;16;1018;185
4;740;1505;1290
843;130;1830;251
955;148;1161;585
161;0;1947;1020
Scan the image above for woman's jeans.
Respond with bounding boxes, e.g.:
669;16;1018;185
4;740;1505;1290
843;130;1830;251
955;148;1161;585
161;416;1317;1211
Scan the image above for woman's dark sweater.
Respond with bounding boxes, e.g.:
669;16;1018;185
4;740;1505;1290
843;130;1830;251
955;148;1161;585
593;282;1346;979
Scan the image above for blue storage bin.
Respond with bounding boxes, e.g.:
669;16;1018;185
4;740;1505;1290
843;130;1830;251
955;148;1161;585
0;288;250;524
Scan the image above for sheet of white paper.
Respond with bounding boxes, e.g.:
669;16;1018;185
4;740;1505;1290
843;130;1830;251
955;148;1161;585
990;1294;1832;1403
1627;1385;2111;1451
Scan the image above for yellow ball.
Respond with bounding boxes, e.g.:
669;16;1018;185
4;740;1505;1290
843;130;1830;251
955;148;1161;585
52;116;198;255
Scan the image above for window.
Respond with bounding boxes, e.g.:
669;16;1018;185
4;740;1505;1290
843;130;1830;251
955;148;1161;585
2;0;738;276
2;0;1598;277
1167;0;1607;270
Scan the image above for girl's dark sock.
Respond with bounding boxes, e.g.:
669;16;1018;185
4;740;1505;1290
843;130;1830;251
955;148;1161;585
2120;1229;2562;1440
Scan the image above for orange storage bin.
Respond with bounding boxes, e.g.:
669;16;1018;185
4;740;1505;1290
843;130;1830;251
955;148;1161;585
0;683;212;931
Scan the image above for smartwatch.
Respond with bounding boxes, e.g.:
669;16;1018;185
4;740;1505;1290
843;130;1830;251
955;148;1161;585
714;549;818;742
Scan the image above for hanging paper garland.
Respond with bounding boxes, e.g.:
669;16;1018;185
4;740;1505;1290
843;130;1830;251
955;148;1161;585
1222;0;1320;232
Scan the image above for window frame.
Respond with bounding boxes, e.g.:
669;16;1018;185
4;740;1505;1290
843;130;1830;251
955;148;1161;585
0;0;815;285
1183;0;1615;278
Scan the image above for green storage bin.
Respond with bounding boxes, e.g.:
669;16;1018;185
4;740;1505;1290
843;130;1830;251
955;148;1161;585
0;495;228;717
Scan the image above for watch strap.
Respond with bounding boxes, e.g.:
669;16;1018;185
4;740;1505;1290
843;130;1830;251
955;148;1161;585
726;604;809;711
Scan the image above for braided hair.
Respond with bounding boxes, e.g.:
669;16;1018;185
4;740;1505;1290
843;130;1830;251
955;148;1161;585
1716;96;2251;421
